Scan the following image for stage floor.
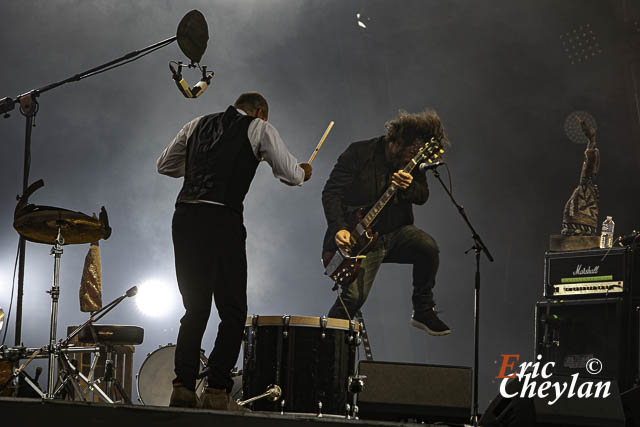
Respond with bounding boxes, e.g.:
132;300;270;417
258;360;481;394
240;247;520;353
0;397;458;427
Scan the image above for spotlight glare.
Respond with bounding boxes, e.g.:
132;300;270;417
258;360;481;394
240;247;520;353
135;280;176;317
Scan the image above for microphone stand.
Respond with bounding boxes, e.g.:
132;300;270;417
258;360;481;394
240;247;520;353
0;35;176;346
429;168;494;427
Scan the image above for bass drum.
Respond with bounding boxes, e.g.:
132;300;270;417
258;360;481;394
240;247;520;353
136;344;243;405
136;344;207;406
243;315;358;415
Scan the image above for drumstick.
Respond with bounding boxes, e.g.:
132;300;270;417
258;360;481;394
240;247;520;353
308;121;334;164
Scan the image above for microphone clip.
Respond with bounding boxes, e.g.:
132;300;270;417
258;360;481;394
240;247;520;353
169;61;214;99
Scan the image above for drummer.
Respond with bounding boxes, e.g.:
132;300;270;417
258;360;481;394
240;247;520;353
157;92;312;409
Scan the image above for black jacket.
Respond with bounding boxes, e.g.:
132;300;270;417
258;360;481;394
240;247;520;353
321;136;429;251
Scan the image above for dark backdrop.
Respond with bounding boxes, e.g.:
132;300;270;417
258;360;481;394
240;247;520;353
1;0;639;410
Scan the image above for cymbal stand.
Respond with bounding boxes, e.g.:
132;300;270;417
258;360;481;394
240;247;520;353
0;282;137;402
45;225;64;398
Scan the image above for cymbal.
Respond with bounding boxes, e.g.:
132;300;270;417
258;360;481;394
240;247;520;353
14;205;111;245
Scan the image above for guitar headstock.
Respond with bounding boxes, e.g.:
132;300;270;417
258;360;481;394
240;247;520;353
411;137;445;168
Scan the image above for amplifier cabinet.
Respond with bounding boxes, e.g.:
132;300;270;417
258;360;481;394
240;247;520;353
357;360;471;423
534;297;639;392
544;247;640;299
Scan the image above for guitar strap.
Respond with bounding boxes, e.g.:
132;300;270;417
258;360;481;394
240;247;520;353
354;310;374;361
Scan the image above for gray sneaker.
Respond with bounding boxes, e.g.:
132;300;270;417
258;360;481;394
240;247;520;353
411;309;451;336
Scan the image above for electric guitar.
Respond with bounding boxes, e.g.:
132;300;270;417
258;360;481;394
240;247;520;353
321;138;445;287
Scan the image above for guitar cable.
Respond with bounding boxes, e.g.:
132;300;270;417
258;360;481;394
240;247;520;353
335;287;352;321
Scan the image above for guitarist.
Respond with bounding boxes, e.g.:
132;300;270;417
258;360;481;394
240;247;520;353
322;110;450;335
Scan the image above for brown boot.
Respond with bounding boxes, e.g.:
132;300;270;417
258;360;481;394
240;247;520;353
199;387;250;412
169;384;198;408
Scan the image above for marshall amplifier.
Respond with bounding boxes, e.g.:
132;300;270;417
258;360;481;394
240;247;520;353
544;247;640;299
534;297;639;392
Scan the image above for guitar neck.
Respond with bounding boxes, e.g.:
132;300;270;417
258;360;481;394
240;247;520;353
359;157;421;229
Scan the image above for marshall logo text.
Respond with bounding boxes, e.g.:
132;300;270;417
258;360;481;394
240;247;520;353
573;264;600;276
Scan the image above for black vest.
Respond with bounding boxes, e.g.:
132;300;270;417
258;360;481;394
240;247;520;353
176;106;260;214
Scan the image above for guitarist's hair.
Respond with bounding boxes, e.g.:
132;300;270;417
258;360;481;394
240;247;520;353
385;109;449;147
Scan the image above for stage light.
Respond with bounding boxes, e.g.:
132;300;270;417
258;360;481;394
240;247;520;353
135;280;177;317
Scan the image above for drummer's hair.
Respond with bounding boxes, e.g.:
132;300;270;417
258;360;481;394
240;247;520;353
385;109;450;148
234;92;269;116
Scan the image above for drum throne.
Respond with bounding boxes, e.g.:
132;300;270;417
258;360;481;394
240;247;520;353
66;324;144;403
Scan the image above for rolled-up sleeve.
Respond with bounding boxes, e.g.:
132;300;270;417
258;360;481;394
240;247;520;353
157;117;201;178
250;119;305;186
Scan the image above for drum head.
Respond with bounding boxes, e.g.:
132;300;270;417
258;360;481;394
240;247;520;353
137;344;207;406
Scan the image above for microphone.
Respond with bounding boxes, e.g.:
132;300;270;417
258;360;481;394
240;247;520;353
418;161;445;172
169;62;214;98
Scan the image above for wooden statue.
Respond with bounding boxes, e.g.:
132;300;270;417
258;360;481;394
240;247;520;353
561;118;600;236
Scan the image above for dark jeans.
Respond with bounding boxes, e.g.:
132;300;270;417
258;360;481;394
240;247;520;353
172;203;247;392
328;224;439;319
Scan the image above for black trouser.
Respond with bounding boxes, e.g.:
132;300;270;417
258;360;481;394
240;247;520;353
328;225;439;319
172;203;247;392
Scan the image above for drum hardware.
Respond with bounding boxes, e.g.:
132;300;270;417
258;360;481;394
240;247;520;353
320;316;328;339
345;403;351;419
347;375;366;419
317;401;323;417
251;315;259;338
280;399;286;415
76;343;131;404
7;197;115;399
237;384;281;406
282;315;290;338
347;375;366;393
0;283;137;402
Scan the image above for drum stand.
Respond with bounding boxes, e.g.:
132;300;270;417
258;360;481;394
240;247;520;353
0;228;137;403
45;226;64;398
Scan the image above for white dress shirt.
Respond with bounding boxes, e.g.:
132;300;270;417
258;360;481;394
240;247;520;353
157;108;305;189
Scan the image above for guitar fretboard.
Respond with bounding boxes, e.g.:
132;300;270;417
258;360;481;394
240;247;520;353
360;156;423;229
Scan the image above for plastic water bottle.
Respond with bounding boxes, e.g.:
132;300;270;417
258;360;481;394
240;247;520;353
600;216;615;249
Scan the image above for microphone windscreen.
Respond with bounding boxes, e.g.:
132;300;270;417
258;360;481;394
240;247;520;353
177;10;209;63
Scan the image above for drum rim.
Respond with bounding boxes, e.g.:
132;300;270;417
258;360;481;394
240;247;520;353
245;315;359;331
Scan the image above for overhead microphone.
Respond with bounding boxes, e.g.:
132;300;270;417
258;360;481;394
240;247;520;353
169;62;214;98
169;10;213;99
418;161;445;172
